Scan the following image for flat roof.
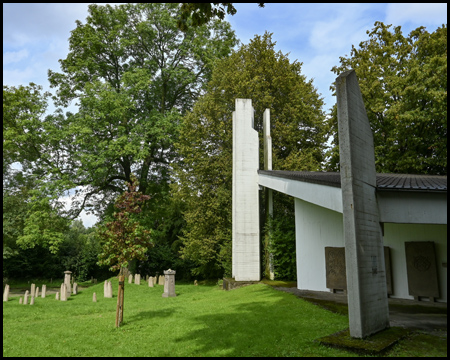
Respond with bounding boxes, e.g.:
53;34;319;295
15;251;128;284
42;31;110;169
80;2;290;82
258;170;447;192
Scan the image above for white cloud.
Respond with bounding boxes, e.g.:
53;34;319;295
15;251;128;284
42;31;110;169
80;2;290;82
3;49;29;65
386;3;447;27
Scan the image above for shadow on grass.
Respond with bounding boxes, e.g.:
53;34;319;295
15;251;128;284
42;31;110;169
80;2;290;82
173;287;348;357
125;308;176;324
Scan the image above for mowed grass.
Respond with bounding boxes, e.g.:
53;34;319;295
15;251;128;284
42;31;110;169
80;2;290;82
2;280;446;357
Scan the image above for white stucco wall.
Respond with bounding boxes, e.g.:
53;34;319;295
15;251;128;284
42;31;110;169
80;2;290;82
383;223;447;302
294;198;447;302
295;198;344;292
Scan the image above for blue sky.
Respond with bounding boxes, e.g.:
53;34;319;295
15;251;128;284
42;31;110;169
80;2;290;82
3;3;447;227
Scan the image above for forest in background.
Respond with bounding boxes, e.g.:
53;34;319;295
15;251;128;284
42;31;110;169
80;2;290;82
3;4;447;282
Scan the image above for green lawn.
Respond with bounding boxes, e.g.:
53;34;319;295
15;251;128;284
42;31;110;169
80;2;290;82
2;279;447;357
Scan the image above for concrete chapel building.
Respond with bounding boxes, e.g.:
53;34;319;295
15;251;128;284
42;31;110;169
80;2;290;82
231;70;447;338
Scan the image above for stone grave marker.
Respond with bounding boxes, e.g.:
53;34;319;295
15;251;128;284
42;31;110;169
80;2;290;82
30;284;36;299
60;284;67;301
73;283;78;295
104;280;113;298
135;274;141;285
3;284;10;302
41;285;47;298
128;274;133;284
35;287;39;298
19;297;23;304
405;241;440;301
30;296;35;305
148;277;154;287
194;280;198;286
162;269;176;298
56;292;59;300
158;275;165;286
24;290;29;305
325;247;347;292
64;271;72;297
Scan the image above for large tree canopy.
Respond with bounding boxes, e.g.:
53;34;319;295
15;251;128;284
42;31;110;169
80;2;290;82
327;22;447;175
174;32;328;277
4;3;237;253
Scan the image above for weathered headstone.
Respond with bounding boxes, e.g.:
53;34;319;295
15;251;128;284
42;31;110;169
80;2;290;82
104;280;112;298
24;290;29;305
148;277;154;287
405;241;440;301
158;275;165;286
41;285;47;298
64;271;72;297
73;283;78;295
128;274;133;284
153;276;157;285
3;284;10;302
194;280;198;286
325;247;347;292
93;292;97;302
19;297;23;304
325;246;393;295
30;296;35;305
56;291;59;300
135;274;141;285
30;284;36;299
162;269;176;298
60;283;67;301
35;287;39;298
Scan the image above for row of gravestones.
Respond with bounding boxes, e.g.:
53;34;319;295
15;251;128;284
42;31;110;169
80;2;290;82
2;282;79;304
3;269;180;303
127;274;165;286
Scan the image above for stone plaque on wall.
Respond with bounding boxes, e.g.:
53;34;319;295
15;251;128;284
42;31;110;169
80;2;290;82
325;247;347;291
325;246;392;294
405;241;439;299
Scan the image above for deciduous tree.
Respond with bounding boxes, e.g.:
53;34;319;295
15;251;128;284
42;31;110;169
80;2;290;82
174;32;328;277
97;175;152;273
327;22;447;175
4;4;238;254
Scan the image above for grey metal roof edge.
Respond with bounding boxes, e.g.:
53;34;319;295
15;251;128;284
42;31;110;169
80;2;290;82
258;170;341;188
258;170;447;192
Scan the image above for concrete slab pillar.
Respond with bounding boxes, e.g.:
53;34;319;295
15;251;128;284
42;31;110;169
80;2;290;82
263;109;274;280
336;69;389;338
232;99;260;281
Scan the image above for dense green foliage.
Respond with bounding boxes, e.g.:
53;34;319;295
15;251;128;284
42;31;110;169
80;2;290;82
175;32;328;278
3;220;111;282
265;212;297;280
3;4;237;253
5;8;446;285
327;22;447;175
